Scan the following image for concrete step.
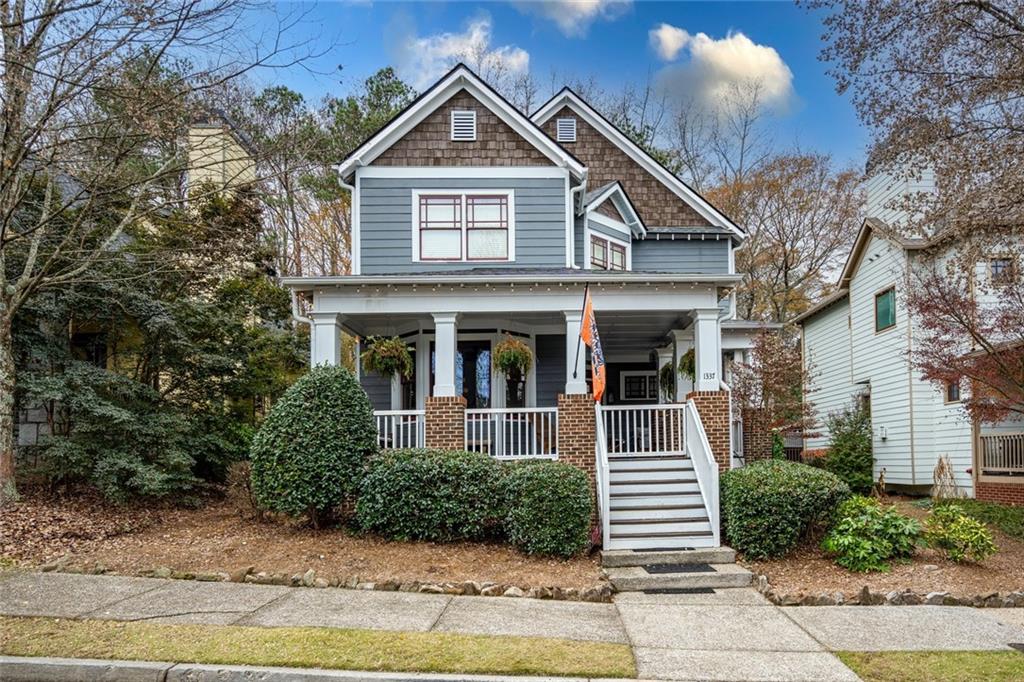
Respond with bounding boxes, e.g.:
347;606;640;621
610;518;712;536
604;534;718;550
609;504;707;522
610;481;700;495
609;468;693;483
600;546;737;567
605;563;753;591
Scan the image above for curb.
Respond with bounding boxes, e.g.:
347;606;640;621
0;657;635;682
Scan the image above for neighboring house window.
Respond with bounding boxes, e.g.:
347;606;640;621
556;118;576;142
945;380;961;403
590;235;626;271
875;287;896;332
990;257;1016;285
450;110;476;141
414;191;513;262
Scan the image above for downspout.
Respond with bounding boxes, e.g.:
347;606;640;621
336;160;360;275
569;171;587;269
291;289;312;328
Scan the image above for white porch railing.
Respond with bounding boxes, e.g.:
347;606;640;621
374;410;425;450
685;400;721;546
980;432;1024;475
465;408;558;459
594;403;611;551
599;404;687;455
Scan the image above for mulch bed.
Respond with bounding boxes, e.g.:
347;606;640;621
741;497;1024;599
0;474;602;591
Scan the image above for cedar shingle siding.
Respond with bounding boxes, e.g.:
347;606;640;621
374;91;553;167
542;107;711;228
594;198;624;222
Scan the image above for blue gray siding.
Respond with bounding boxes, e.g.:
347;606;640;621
535;334;565;407
631;237;729;274
359;176;566;274
588;218;629;242
360;372;391;411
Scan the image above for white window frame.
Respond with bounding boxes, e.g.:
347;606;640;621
411;189;516;263
585;228;630;271
556;117;576;142
450;110;477;141
619;370;658;402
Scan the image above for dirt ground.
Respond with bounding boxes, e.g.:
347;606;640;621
0;478;602;590
743;498;1024;598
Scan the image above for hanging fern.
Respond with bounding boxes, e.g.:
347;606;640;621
678;348;695;381
492;335;533;379
361;336;414;379
659;361;676;401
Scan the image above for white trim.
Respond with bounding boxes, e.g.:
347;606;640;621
564;172;573;268
358;166;569;179
556;117;577;142
584;182;646;236
588;212;633;238
410;189;516;264
450;109;477;141
286;272;740;287
338;67;585;179
584;217;631;272
532;90;744;239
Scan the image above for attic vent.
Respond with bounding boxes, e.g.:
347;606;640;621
450;110;477;141
556;117;576;143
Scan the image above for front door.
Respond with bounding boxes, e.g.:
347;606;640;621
431;340;491;408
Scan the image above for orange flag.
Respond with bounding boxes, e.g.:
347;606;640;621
579;286;606;402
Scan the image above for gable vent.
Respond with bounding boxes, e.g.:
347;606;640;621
450;110;477;141
556;117;576;143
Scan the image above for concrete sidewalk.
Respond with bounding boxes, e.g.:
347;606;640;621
4;571;1024;682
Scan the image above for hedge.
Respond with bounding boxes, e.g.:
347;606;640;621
503;460;592;558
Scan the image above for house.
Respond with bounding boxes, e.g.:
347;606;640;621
283;64;767;550
796;167;1024;504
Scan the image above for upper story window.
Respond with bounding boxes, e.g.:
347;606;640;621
414;191;513;262
556;118;576;142
945;380;961;403
590;235;626;271
875;286;896;332
990;257;1016;285
450;110;477;141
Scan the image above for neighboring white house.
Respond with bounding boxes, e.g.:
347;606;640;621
796;169;1024;499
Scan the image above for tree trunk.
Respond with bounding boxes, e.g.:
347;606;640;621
0;315;18;504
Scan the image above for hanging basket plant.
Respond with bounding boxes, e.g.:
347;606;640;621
492;335;533;380
360;336;413;379
678;348;695;381
659;361;676;401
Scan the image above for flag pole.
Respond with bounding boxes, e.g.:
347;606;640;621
572;283;589;379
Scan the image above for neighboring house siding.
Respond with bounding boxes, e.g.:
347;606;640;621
864;167;936;228
358;176;566;273
361;371;391;411
803;299;857;450
541;106;712;228
535;334;566;407
374;90;552;167
631;238;730;274
187;126;256;188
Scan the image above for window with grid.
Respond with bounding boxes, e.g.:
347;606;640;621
991;257;1015;285
416;193;511;262
590;235;626;271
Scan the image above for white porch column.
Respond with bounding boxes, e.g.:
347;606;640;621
693;308;722;391
671;329;693;402
563;311;588;394
415;334;429;409
432;313;459;397
310;313;344;367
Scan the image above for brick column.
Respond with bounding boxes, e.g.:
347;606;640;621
741;407;772;462
424;396;466;450
686;390;731;471
558;392;597;483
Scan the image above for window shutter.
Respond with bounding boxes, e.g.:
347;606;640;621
556;117;576;143
450;110;477;141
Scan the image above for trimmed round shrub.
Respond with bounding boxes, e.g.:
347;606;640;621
504;461;592;557
926;503;997;563
822;495;922;572
250;366;377;527
721;459;850;559
356;448;505;542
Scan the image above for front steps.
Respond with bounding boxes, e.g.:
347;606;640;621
601;547;753;592
606;452;715;549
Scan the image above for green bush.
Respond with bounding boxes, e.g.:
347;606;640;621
821;496;922;572
926;503;997;563
822;403;874;493
504;461;592;557
356;449;506;542
249;366;377;527
721;459;850;559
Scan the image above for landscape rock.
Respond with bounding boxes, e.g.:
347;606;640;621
983;593;1003;608
152;566;173;579
195;572;224;582
814;593;836;606
778;593;801;606
581;583;612;603
345;575;359;589
461;581;481;596
290;574;303;587
398;581;420;592
228;566;254;583
924;591;949;605
302;569;317;587
503;586;525;598
922;564;940;572
357;582;376;591
1006;591;1024;607
314;578;329;588
419;584;445;594
480;584;505;597
901;591;922;606
757;575;770;593
375;580;400;592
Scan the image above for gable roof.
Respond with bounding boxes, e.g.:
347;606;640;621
584;181;645;236
337;64;585;181
532;88;745;241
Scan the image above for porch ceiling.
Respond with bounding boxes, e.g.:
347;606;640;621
595;311;691;355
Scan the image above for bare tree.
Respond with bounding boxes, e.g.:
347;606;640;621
0;0;314;502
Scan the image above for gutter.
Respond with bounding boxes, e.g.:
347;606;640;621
281;272;743;289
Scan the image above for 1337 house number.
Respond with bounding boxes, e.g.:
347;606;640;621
703;372;716;380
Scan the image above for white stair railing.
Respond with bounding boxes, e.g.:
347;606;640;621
465;407;558;460
594;403;611;549
374;410;425;450
685;400;720;546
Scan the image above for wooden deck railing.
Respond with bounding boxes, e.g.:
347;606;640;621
980;432;1024;475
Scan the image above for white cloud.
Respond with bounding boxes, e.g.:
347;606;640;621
649;23;690;61
387;15;530;91
514;0;632;38
652;27;795;113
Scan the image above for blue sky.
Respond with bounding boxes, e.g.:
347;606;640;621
254;1;867;169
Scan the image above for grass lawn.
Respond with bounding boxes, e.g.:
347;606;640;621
838;651;1024;682
0;617;636;678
